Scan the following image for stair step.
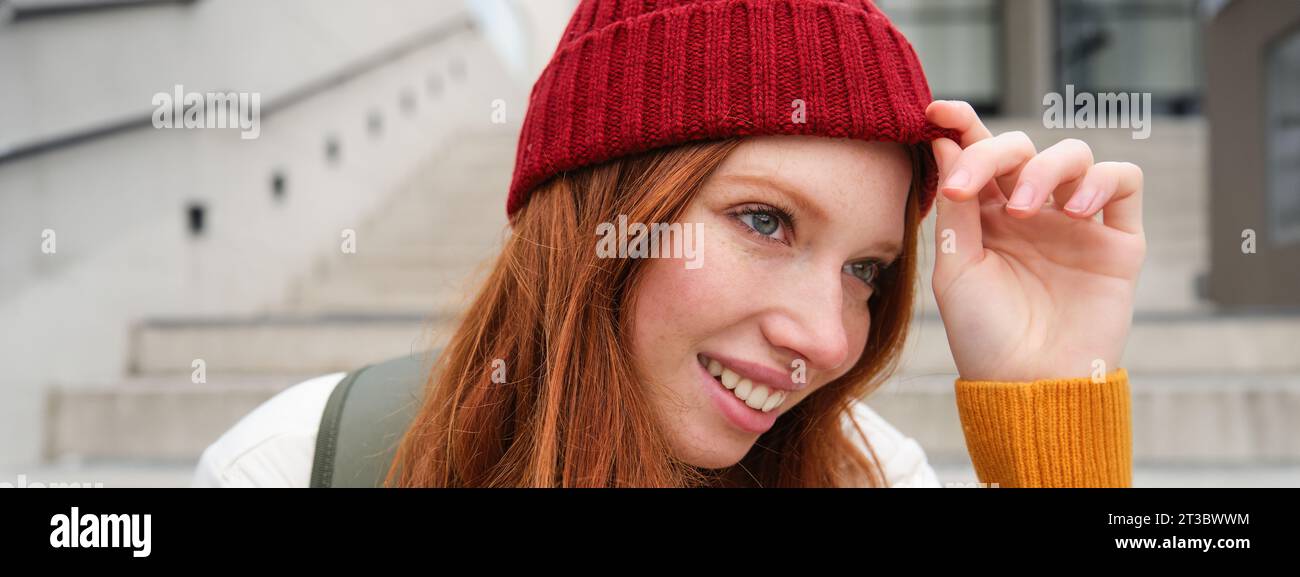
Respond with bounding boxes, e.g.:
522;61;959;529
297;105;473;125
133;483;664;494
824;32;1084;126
130;310;1300;378
47;378;302;461
868;372;1300;464
308;264;489;295
131;315;453;374
899;314;1300;374
45;371;1300;463
910;260;1212;314
292;286;476;315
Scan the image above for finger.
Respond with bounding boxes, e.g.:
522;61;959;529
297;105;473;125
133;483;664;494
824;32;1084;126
927;100;1028;195
939;131;1036;204
1006;138;1094;218
1065;161;1145;235
1046;179;1081;211
932;137;984;269
925;100;994;147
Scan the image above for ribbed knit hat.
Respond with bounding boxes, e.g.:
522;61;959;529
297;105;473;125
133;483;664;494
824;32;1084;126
507;0;957;218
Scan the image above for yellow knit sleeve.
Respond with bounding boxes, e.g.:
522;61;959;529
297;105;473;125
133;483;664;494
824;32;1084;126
954;368;1132;488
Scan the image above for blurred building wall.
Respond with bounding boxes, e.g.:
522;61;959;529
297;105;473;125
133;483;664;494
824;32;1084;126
0;0;530;466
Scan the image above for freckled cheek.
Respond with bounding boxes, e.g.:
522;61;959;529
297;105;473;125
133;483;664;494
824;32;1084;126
637;252;747;330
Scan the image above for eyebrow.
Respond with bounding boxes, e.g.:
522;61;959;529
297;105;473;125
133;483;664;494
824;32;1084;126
715;171;829;222
713;171;904;263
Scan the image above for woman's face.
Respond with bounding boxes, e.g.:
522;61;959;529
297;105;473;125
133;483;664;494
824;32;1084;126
630;135;913;469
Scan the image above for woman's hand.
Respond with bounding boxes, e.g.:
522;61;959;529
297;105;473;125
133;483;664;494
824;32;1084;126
924;101;1146;382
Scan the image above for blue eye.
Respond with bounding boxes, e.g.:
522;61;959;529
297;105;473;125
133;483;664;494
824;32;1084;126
844;260;883;290
741;211;780;236
733;206;792;243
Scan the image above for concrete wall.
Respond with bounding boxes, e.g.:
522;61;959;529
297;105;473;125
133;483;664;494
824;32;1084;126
0;0;528;465
1205;0;1300;308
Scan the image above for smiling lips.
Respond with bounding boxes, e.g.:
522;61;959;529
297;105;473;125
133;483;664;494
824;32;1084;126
698;354;790;413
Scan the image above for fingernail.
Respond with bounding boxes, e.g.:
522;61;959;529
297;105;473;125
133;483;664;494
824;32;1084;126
944;168;970;191
1007;183;1033;210
1065;189;1093;213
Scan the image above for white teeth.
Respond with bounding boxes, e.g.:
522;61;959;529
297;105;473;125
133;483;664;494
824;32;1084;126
720;368;740;389
762;391;785;413
735;378;752;400
702;355;790;413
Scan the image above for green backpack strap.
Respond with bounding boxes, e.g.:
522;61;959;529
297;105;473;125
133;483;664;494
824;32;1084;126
310;349;439;488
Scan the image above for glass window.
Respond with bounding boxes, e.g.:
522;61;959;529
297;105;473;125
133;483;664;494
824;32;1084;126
1056;0;1202;115
876;0;1004;114
1267;28;1300;246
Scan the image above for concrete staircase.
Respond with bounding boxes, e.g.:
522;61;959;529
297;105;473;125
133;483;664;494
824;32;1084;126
46;130;514;463
44;117;1300;486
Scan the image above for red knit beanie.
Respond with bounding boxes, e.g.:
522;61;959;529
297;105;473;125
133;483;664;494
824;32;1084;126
507;0;958;218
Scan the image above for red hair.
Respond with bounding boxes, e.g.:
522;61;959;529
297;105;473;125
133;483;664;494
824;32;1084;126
387;139;924;487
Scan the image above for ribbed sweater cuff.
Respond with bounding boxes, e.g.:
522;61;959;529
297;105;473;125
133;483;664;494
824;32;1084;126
954;368;1133;488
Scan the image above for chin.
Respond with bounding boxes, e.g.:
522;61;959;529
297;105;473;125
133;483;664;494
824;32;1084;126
677;429;756;470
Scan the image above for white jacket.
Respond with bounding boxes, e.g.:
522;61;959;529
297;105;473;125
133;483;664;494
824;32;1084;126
191;374;941;488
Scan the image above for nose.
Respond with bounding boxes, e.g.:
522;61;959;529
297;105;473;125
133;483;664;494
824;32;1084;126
759;261;852;374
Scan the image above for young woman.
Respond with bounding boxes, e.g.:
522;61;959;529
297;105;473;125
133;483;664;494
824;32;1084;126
194;0;1143;488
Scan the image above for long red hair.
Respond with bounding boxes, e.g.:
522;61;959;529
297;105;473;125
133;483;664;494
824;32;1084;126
387;139;924;487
